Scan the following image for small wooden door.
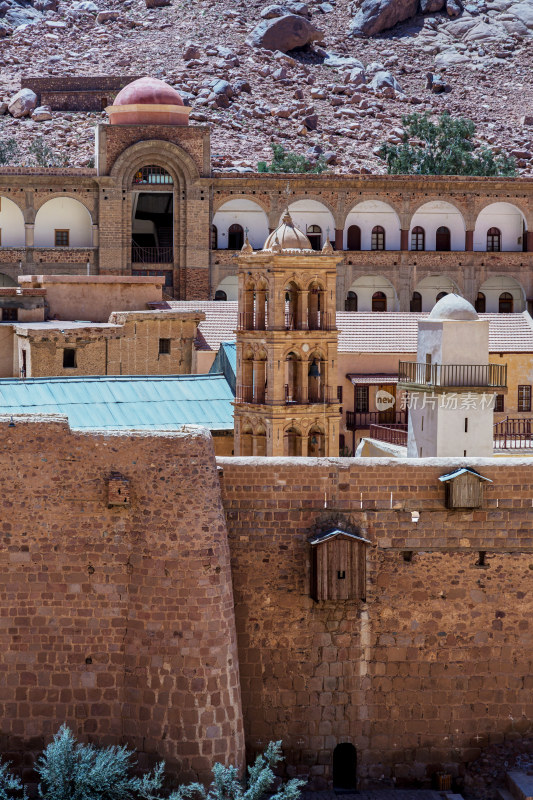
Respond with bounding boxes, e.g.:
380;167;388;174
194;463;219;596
378;384;396;424
436;226;451;251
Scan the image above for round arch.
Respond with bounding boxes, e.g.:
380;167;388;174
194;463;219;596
478;275;525;313
474;202;527;252
346;275;399;312
213;198;269;251
213;193;270;215
34;197;93;247
344;200;401;251
110;139;200;188
412;275;461;312
0;196;25;247
214;274;238;301
285;199;336;247
409;201;465;252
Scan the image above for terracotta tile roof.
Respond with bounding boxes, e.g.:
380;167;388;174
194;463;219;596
166;303;533;354
346;374;399;384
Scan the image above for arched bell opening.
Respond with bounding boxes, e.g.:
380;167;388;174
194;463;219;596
285;351;302;404
285;426;303;457
308;425;326;457
308;351;327;404
253;351;267;404
308;281;326;330
240;423;253;456
284;281;300;330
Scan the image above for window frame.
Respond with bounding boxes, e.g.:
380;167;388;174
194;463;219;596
518;385;531;413
494;394;504;413
411;226;425;251
63;348;77;369
371;225;385;251
159;338;171;355
355;385;369;413
487;227;501;252
55;229;70;247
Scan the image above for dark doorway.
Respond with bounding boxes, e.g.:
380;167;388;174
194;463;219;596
333;743;357;792
307;225;322;251
132;192;173;264
228;224;244;250
345;291;357;312
436;226;451;251
410;291;422;312
347;225;361;251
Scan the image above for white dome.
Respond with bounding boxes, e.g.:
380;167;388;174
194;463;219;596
263;212;312;253
429;293;478;321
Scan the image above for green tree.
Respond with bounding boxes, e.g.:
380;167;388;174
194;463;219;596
378;112;517;177
0;138;20;166
165;741;305;800
0;758;26;800
258;144;328;174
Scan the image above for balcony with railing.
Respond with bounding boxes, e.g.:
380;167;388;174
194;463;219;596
235;384;337;405
368;423;408;447
398;361;507;390
493;417;533;450
237;310;334;331
131;246;173;264
346;410;407;431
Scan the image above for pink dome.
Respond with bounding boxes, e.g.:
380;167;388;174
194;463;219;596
113;77;184;107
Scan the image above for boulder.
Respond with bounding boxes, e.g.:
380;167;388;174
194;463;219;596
260;1;310;16
420;0;445;10
183;41;201;60
446;0;462;15
212;79;233;97
463;19;506;39
34;0;58;9
348;66;366;85
348;0;419;36
145;0;171;6
8;88;37;118
0;102;7;115
426;71;449;92
369;69;404;93
247;14;323;51
72;0;98;10
303;113;318;129
0;22;10;35
5;4;41;26
508;1;533;26
96;10;120;21
32;105;52;121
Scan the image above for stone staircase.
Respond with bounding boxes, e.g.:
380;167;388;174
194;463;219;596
497;772;533;800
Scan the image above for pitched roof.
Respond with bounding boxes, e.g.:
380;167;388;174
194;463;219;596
438;467;493;483
308;528;372;545
0;374;234;431
166;303;533;354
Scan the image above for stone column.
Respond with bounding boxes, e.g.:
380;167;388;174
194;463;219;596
400;229;409;251
334;228;343;251
92;224;99;248
301;434;309;457
299;359;308;404
24;223;34;248
526;231;533;252
465;230;474;251
297;290;308;330
255;290;266;330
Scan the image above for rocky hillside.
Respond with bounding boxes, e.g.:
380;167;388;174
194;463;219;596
0;0;532;174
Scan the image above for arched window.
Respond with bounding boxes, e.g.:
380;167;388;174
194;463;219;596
436;292;448;302
307;224;322;251
475;292;486;313
211;224;218;250
411;226;425;251
214;290;227;301
410;291;422;312
347;225;361;251
371;226;385;251
228;224;244;250
487;227;501;252
285;427;302;457
345;291;358;312
436;226;451;251
372;291;387;312
132;165;173;185
499;292;513;313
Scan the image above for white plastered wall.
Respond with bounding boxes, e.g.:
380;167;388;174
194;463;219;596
344;200;401;250
412;276;459;312
213;199;269;250
34;197;93;247
409;201;465;251
478;275;525;313
0;196;25;247
347;275;399;312
287;199;336;245
215;275;238;301
473;202;525;252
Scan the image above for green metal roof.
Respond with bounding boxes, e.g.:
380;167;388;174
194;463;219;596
209;342;236;394
0;374;234;431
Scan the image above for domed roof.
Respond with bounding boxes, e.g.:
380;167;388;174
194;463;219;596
263;212;312;253
113;77;184;107
429;293;479;321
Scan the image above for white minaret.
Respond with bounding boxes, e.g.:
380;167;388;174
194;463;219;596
400;294;507;458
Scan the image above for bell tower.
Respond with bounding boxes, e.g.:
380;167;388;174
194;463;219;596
234;212;342;457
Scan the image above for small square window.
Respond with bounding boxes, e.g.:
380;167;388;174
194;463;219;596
55;229;69;247
2;308;17;322
159;338;171;355
63;348;77;368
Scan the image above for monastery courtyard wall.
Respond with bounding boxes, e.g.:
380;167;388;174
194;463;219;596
218;457;533;788
0;418;244;785
1;416;532;789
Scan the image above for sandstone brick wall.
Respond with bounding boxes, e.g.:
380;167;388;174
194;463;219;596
0;418;244;784
218;457;533;789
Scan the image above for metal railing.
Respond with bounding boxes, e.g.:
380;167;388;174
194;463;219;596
346;410;408;431
369;424;408;447
398;361;507;389
236;384;337;405
235;385;266;404
237;311;334;331
493;417;533;449
131;246;173;264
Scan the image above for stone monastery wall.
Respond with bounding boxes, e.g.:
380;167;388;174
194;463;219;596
0;418;244;785
218;457;533;788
